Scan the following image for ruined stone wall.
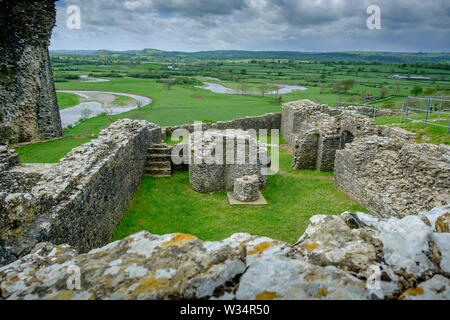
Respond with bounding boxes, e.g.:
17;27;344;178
189;130;268;193
287;100;379;172
164;112;281;137
0;0;62;144
285;100;449;219
281;100;339;147
334;136;450;218
0;120;161;266
1;205;449;300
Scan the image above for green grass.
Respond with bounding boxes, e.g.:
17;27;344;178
111;147;366;244
376;113;449;145
56;92;80;109
55;78;281;137
14;137;94;163
196;77;280;93
112;94;135;106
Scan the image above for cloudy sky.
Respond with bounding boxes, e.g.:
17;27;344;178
51;0;450;52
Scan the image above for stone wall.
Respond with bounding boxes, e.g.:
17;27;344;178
0;0;62;144
335;136;450;218
164;112;281;137
1;206;448;300
0;120;161;266
287;100;378;171
189;130;268;193
284;99;449;219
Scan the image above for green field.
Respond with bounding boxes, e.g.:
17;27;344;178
112;94;135;106
56;78;281;137
111;146;366;243
15;56;449;162
56;92;80;109
15;137;94;163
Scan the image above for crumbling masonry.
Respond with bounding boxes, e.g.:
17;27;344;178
0;0;62;144
0;1;449;299
282;100;449;218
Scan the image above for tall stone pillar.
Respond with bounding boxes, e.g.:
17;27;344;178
0;0;62;144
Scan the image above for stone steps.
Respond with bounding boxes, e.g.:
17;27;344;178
147;154;171;162
146;144;172;177
148;147;171;155
145;168;172;177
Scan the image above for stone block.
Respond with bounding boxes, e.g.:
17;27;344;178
233;175;260;202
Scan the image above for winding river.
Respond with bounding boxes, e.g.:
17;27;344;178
196;81;307;95
57;90;152;128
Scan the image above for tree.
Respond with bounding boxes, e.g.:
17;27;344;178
410;86;423;96
424;88;437;96
165;79;175;90
136;99;143;110
259;83;268;97
333;79;355;93
238;81;248;95
379;87;388;99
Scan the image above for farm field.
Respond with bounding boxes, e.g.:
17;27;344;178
14;53;450;162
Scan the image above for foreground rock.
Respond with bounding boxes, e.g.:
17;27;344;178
1;206;449;300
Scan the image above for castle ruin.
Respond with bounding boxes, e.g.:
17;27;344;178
0;0;62;144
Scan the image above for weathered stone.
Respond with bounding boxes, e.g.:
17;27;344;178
335;136;450;218
0;231;246;300
295;215;379;274
400;275;450;300
164;113;281;138
189;130;268;193
235;254;368;300
435;213;450;233
284;100;378;172
419;205;450;232
340;212;362;229
431;233;450;274
0;120;161;265
233;175;260;202
0;0;62;144
1;207;450;300
0;147;20;171
376;215;436;278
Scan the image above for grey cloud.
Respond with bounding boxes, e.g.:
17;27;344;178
51;0;450;52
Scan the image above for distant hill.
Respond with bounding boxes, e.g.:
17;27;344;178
50;49;450;63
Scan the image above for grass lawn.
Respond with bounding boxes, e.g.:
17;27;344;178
112;94;135;106
111;146;367;244
56;92;80;109
196;77;280;93
14;137;94;163
376;113;449;145
56;78;281;137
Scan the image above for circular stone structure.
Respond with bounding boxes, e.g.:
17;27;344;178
233;175;260;202
189;129;269;193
